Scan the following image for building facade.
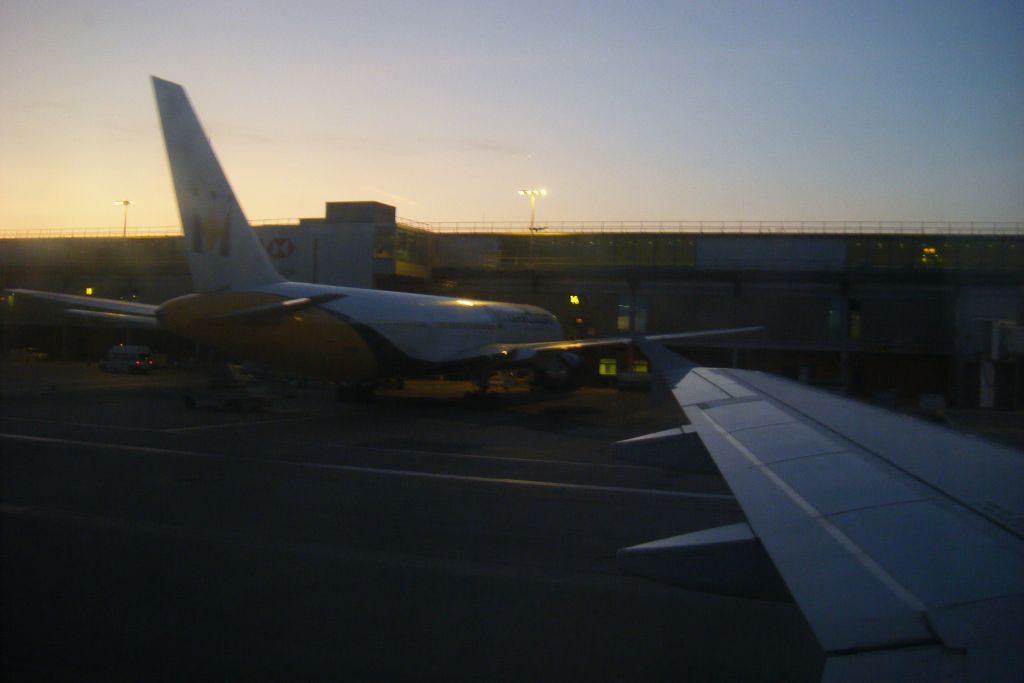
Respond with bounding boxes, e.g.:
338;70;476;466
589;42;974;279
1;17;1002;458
3;204;1021;407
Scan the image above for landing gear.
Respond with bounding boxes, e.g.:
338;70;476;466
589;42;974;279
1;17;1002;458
464;370;501;404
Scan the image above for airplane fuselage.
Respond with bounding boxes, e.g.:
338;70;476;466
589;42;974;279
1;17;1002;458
156;282;563;382
10;78;757;394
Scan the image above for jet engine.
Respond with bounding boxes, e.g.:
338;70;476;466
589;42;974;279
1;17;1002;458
530;351;585;391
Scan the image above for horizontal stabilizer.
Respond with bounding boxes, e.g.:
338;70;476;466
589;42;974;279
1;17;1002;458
9;289;158;317
611;426;717;473
617;523;791;601
206;293;346;323
9;289;159;329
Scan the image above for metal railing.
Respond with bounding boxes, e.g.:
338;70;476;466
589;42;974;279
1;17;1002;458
2;219;1021;240
404;220;1024;236
0;219;306;239
0;225;183;239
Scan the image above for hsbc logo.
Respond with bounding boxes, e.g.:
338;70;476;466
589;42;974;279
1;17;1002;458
264;237;296;259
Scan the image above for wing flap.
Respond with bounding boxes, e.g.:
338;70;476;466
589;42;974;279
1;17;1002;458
631;338;1024;673
688;374;1024;651
830;501;1024;608
685;405;935;651
768;451;921;516
731;368;1024;539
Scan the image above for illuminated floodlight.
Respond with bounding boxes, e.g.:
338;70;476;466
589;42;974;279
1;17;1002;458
113;199;133;237
517;189;547;231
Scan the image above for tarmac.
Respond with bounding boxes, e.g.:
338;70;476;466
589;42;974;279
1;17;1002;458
0;360;825;681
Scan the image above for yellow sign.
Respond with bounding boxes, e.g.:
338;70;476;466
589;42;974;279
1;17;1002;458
569;295;580;305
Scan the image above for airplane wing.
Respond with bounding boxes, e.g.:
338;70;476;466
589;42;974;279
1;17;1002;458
8;289;345;329
619;339;1024;682
9;289;160;328
446;326;762;363
206;293;346;323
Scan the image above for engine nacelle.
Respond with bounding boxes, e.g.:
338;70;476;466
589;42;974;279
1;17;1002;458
530;351;585;391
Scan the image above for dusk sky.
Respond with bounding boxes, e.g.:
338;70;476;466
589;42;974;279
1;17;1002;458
1;1;1022;230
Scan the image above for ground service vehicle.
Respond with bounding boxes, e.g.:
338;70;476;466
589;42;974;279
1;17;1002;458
99;345;153;373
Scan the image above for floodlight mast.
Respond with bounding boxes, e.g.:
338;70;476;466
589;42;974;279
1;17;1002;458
517;188;547;231
114;199;133;237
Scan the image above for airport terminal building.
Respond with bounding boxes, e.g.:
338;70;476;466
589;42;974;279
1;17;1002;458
3;202;1022;408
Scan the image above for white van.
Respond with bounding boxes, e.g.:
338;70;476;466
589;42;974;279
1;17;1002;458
99;345;154;373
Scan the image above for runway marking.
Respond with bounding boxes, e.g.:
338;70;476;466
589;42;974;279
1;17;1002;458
0;432;734;503
0;415;160;433
1;432;211;458
163;414;332;433
305;462;735;501
347;444;655;472
1;416;662;474
4;410;367;435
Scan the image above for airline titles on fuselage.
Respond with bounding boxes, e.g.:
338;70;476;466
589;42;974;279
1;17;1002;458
487;308;556;327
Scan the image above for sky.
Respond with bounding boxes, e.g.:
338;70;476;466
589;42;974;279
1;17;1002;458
1;0;1022;230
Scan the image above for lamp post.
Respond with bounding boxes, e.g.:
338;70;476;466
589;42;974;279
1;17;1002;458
517;188;547;231
518;189;547;265
114;199;133;237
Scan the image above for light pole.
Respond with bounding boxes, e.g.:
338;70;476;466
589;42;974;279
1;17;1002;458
517;188;547;231
114;199;133;237
518;189;547;265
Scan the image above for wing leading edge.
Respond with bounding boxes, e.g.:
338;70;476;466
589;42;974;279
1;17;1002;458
445;325;763;363
620;338;1024;682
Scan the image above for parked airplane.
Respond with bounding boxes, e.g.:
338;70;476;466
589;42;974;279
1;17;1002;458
617;339;1024;682
10;77;756;396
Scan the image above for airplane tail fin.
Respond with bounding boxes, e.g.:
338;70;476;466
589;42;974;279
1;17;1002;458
152;76;284;292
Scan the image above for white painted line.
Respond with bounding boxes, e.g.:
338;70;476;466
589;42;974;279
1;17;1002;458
304;461;735;501
1;432;210;458
0;432;735;503
0;415;159;433
163;414;331;433
348;444;654;471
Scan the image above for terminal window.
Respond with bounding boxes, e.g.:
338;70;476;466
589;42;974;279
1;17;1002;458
617;295;648;333
920;245;941;266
